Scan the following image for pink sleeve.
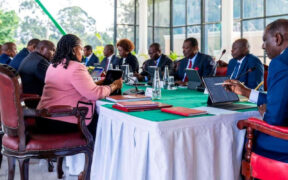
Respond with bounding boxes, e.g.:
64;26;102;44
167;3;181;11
71;64;111;100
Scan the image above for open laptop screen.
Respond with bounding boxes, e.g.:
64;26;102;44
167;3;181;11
203;76;239;104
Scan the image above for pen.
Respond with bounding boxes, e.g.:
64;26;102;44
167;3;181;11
214;82;230;86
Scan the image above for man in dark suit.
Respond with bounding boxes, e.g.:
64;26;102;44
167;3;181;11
134;43;173;81
0;42;17;65
100;44;119;71
83;45;99;66
18;40;55;97
224;19;288;162
9;38;40;70
175;37;215;85
226;38;264;90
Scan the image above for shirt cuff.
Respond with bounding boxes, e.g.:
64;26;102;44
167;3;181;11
249;89;259;103
144;76;148;82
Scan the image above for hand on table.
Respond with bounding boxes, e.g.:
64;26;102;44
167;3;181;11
110;78;123;93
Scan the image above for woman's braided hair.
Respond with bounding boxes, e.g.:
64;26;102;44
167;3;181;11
52;34;81;69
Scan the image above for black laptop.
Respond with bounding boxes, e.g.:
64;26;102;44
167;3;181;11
103;70;123;95
202;76;256;110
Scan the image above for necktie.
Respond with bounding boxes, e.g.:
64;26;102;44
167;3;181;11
85;57;89;66
183;60;193;82
231;62;240;79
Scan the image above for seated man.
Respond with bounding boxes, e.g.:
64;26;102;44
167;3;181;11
9;38;40;70
224;19;288;162
100;44;119;71
175;37;215;84
83;45;99;66
226;38;264;89
134;43;173;82
18;40;55;96
0;42;17;65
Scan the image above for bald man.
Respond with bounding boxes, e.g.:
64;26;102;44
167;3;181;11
226;38;264;89
100;44;120;71
9;38;40;70
0;42;17;65
18;40;55;98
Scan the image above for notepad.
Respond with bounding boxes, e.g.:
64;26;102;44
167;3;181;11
161;107;207;116
106;95;151;102
116;101;158;108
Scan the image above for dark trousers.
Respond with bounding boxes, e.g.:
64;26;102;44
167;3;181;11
34;113;98;140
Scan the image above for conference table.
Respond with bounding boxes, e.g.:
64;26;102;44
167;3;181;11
67;85;261;180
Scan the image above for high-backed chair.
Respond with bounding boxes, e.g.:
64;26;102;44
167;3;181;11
238;118;288;180
263;64;268;91
215;60;228;76
0;64;94;180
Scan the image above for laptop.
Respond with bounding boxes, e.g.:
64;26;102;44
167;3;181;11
202;76;256;110
185;69;204;91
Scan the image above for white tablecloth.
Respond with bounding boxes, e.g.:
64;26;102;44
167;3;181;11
90;105;260;180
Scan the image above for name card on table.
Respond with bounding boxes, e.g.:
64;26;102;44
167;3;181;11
145;88;153;97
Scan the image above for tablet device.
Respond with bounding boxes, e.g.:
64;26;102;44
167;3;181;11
103;70;123;85
185;69;202;90
202;76;256;110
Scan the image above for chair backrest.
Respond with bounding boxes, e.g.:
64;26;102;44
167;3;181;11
0;64;24;135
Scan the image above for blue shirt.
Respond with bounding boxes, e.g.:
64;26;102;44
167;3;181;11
0;53;12;65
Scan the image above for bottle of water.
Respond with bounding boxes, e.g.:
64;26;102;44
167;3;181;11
109;63;113;70
152;68;161;100
163;65;169;89
124;65;129;83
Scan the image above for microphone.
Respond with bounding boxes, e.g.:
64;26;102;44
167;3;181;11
123;77;145;95
236;67;256;80
216;49;226;67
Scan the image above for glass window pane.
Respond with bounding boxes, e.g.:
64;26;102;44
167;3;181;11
204;23;221;57
233;0;240;19
173;0;186;26
117;0;135;24
155;0;170;27
135;26;139;53
266;16;288;25
243;0;263;18
117;25;135;43
154;28;170;54
148;27;153;47
233;22;241;41
136;1;139;25
205;0;221;23
243;19;264;62
187;0;201;25
148;0;153;26
266;0;288;16
187;25;201;54
173;27;186;55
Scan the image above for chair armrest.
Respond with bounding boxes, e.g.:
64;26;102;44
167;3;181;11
20;93;40;101
237;117;288;140
38;105;75;117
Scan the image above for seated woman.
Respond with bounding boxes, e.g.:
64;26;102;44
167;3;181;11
117;38;139;73
36;34;122;137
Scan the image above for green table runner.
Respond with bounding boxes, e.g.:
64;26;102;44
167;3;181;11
101;84;257;122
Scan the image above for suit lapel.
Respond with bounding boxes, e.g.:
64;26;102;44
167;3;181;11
192;53;201;69
157;55;165;68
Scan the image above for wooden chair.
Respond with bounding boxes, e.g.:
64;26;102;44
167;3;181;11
0;64;93;180
238;117;288;180
263;64;268;91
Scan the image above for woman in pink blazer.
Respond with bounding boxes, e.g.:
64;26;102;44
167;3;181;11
37;34;122;137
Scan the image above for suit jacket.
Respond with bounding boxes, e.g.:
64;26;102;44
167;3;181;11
18;52;50;96
37;61;111;125
254;48;288;162
226;54;264;90
9;48;30;70
119;53;139;73
0;53;12;65
175;52;215;80
85;53;99;66
100;55;120;71
140;54;173;81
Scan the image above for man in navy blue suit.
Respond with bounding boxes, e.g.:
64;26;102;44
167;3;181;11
83;45;99;66
100;44;119;71
226;39;264;90
9;38;40;70
0;42;17;65
175;37;215;85
224;19;288;162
